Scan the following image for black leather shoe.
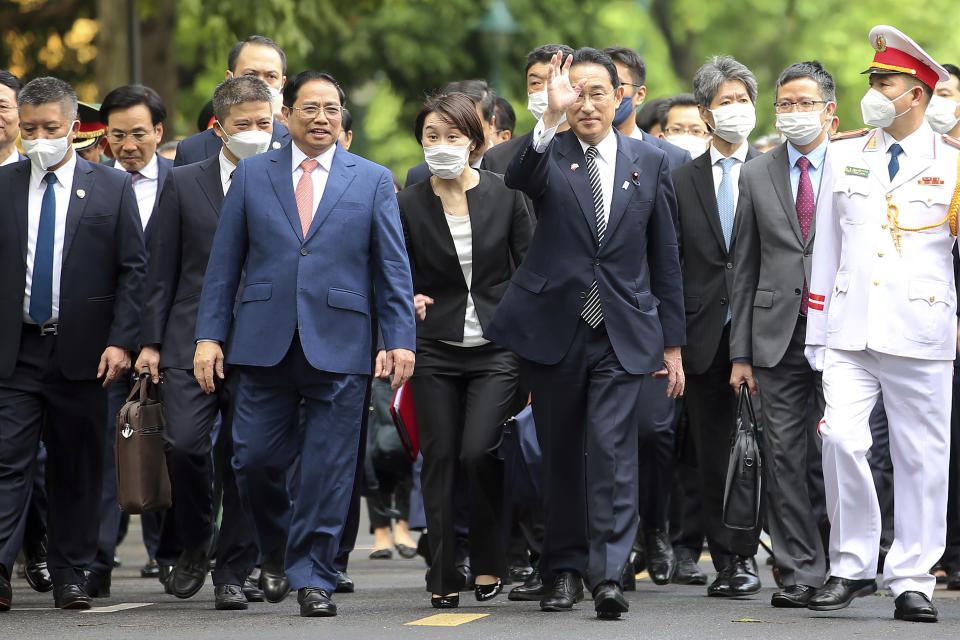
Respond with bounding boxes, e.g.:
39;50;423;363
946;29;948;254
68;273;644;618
947;571;960;591
475;578;502;601
53;583;92;609
643;529;676;585
673;551;707;586
242;573;265;602
83;570;111;598
141;558;160;578
708;565;734;597
728;557;761;595
455;563;475;591
807;576;877;610
158;563;175;595
0;572;11;611
539;571;584;611
894;591;938;622
509;569;547;601
431;594;459;608
214;584;248;610
508;563;534;582
593;581;629;619
23;539;53;593
260;550;290;603
170;543;210;599
335;570;354;593
771;584;816;608
298;587;337;617
621;563;636;591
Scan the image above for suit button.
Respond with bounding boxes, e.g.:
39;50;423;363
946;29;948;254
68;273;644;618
300;248;308;256
726;262;733;269
579;292;586;299
803;251;811;257
720;297;728;305
878;251;884;257
794;288;801;295
593;259;600;266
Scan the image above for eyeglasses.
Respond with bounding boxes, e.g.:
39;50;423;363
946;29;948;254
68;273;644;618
664;125;709;138
573;90;614;106
107;130;155;144
292;105;343;119
773;100;829;113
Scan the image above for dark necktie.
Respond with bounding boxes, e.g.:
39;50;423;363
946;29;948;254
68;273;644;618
581;146;606;328
796;157;814;314
30;172;58;325
888;143;903;181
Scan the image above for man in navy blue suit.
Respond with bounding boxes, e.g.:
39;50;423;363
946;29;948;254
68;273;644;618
486;48;685;620
193;70;416;618
174;35;291;166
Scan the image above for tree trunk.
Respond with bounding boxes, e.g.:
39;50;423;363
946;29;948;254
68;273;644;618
94;0;130;102
139;0;177;142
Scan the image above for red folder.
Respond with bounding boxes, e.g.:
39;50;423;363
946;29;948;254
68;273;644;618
390;381;419;461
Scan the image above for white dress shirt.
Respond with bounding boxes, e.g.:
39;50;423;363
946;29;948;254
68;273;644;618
0;148;21;166
130;153;159;230
533;118;617;224
628;127;644;142
219;149;237;195
439;212;489;348
709;141;749;204
23;151;77;323
291;143;336;220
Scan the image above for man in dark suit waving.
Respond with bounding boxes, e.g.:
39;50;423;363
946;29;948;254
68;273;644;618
486;48;685;620
0;77;145;610
193;70;416;618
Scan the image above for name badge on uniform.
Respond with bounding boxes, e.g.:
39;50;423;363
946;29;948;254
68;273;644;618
917;176;945;185
844;166;870;178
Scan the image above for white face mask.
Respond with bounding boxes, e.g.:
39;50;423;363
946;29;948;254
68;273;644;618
925;95;960;134
22;129;75;171
775;105;830;147
708;103;756;144
424;143;470;179
527;90;548;121
218;123;272;159
665;133;709;159
860;87;914;129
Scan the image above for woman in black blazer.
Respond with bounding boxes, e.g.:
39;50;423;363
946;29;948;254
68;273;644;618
398;93;532;608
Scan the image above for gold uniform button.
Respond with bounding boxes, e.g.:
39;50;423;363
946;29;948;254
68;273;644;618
873;281;880;286
930;296;936;302
878;252;884;257
881;224;888;229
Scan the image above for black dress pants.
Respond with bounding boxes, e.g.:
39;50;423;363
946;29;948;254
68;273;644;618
0;328;107;586
411;339;517;595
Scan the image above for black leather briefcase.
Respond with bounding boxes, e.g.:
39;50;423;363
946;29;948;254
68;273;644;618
115;373;171;513
722;384;762;530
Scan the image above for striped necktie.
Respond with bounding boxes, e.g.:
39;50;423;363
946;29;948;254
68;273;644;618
581;146;605;328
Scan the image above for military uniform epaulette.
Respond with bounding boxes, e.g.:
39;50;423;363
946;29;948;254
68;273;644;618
830;128;870;142
942;134;960;150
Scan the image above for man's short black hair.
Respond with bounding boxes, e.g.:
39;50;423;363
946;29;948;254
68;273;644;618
525;44;574;74
341;107;353;133
659;93;699;131
100;84;166;126
635;97;666;133
777;60;836;103
494;96;515;135
603;46;646;87
228;35;287;75
944;63;960;85
0;70;23;96
570;47;620;89
443;79;497;123
282;70;346;107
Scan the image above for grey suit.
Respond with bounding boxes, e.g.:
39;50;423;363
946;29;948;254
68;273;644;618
729;141;827;587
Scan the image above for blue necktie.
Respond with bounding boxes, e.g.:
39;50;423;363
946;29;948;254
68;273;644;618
29;172;57;325
888;143;903;181
716;157;737;250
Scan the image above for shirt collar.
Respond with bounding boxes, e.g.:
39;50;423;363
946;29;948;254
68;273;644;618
709;141;749;166
291;141;336;174
876;120;936;160
30;148;77;191
628;127;644;141
136;153;159;181
577;127;618;164
219;148;236;175
787;136;829;169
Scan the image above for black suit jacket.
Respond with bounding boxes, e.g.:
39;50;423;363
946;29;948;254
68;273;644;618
0;157;146;379
397;170;532;341
481;131;533;175
673;145;760;375
141;154;225;369
404;160;432;188
173;121;290;167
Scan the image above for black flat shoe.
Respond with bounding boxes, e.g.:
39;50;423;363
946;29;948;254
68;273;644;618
396;544;418;559
593;581;629;620
539;571;583;611
299;587;337;617
368;548;392;560
83;570;111;598
894;591;938;623
259;550;290;603
335;570;355;594
214;584;248;610
53;583;92;610
475;578;502;601
509;569;547;601
771;584;816;608
807;576;877;611
431;594;459;609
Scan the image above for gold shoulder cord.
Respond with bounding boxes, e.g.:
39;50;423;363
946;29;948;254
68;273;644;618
885;153;960;254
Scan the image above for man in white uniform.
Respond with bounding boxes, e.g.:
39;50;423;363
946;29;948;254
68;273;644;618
805;25;960;623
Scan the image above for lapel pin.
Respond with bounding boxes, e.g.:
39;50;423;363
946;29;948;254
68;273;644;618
621;181;629;190
570;163;579;172
76;189;86;199
631;171;640;185
272;141;282;149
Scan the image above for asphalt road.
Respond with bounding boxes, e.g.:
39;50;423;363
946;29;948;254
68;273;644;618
5;515;960;639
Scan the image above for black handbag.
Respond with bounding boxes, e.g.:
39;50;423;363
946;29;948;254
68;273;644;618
722;384;762;530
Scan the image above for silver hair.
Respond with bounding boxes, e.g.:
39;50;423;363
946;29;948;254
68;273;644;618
212;75;274;122
17;76;78;120
693;56;758;108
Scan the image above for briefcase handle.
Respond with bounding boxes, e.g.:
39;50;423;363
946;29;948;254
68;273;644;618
736;383;758;432
125;371;161;405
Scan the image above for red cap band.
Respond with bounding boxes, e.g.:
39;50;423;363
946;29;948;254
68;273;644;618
867;47;939;90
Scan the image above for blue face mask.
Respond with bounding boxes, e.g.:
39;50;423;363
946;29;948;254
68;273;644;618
612;94;636;126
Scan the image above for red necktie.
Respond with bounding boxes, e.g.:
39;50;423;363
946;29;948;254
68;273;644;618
796;157;814;314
